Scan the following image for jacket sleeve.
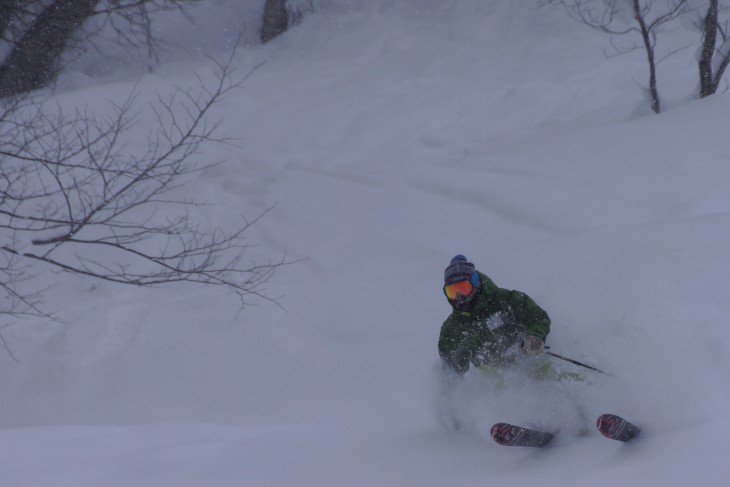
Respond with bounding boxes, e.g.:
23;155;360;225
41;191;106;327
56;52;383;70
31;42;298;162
438;314;472;374
505;290;551;341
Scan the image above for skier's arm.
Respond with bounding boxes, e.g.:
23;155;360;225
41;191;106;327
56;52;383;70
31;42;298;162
505;290;551;342
438;314;482;374
438;325;470;374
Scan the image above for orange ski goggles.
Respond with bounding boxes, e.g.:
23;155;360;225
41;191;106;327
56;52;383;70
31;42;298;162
444;280;474;300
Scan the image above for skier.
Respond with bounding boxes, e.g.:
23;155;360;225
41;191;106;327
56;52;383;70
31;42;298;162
437;255;641;446
438;254;551;375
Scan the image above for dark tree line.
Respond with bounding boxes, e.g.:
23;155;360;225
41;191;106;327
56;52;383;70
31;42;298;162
0;1;319;98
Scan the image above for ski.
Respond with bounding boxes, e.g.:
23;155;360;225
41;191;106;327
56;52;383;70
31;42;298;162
490;422;554;447
491;414;640;447
596;414;641;442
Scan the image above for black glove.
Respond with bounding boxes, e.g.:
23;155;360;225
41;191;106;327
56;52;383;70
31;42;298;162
520;335;544;355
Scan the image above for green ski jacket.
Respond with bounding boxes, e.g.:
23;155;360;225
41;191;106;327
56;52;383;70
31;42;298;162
438;271;551;374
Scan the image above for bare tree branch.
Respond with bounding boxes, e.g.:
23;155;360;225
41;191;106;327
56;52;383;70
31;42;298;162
0;52;289;331
0;328;20;363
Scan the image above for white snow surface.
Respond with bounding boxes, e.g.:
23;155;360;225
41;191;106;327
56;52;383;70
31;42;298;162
2;1;730;485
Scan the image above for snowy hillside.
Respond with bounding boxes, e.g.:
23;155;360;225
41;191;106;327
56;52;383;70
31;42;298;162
1;1;730;485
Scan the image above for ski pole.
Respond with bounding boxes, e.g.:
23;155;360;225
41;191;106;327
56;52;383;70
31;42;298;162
543;347;608;374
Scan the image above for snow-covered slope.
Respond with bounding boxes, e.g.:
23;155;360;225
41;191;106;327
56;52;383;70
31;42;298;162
1;1;729;485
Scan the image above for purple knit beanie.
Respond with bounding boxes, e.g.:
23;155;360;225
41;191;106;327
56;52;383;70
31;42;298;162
444;255;476;285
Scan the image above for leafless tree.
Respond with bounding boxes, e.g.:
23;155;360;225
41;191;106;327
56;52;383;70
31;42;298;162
0;0;201;98
0;0;102;97
0;54;285;332
556;0;689;113
261;0;288;43
697;0;730;96
261;0;314;43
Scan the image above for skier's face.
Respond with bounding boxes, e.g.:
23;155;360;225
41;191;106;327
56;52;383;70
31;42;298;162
444;279;474;302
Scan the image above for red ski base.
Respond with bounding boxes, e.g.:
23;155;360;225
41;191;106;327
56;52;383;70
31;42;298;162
596;414;641;442
491;415;641;448
490;423;554;447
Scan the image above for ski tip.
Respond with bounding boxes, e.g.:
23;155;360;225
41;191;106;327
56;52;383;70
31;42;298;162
490;423;512;446
490;422;553;447
596;414;641;442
